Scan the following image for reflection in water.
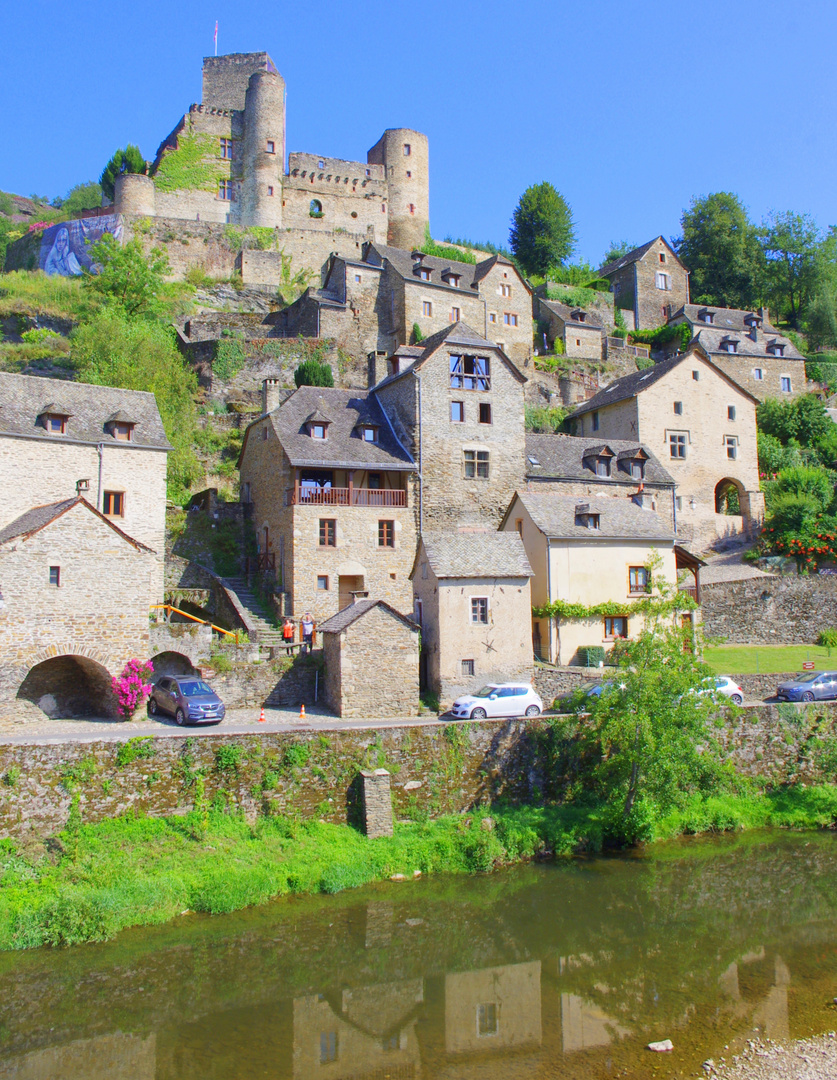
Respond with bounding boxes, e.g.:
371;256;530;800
0;832;834;1080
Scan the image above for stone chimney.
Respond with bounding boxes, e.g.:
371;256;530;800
262;377;282;414
759;306;769;325
367;351;386;389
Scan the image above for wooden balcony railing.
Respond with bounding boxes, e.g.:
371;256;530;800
285;487;407;507
678;583;700;603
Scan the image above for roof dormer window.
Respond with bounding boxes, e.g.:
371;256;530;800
572;308;586;322
418;267;431;281
744;313;762;329
310;423;328;440
767;340;785;356
305;404;332;440
39;405;70;434
575;505;600;530
721;337;738;353
595;457;610;478
358;424;378;443
698;308;714;324
106;410;136;441
630;460;644;481
443;271;461;287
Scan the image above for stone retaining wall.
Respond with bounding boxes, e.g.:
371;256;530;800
534;665;609;703
701;575;837;644
1;705;834;842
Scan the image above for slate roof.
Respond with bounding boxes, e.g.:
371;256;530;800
416;531;533;579
524;433;674;486
364;243;530;295
671;304;779;334
538;298;604;331
317;598;417;633
513;492;675;541
567;346;760;419
691;326;806;361
0;497;154;550
372;322;526;392
597;236;685;278
0;372;170;449
264;386;415;471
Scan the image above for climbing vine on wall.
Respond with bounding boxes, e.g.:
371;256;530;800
532;592;697;621
153;129;224;194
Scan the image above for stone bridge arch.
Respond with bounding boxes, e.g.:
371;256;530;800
16;644;117;719
149;651;200;678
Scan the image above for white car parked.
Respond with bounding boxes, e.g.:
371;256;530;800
691;675;745;706
450;683;544;720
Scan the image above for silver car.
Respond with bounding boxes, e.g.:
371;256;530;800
776;671;837;703
148;676;226;725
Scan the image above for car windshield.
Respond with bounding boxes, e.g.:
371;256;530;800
794;673;820;684
178;680;215;696
578;682;599;693
473;686;499;698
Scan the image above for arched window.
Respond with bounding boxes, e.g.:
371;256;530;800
309;199;323;219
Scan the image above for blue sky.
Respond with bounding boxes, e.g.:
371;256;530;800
5;0;835;266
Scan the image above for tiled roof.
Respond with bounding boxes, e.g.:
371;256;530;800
567;345;760;419
0;497;154;550
515;492;675;541
365;243;530;295
0;372;170;450
524;433;674;486
539;298;604;331
417;531;533;579
267;386;415;470
318;598;417;633
598;236;685;278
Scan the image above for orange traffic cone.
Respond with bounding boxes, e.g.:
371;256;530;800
299;703;306;720
258;706;266;723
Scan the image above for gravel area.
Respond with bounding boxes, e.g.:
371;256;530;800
700;555;775;586
708;1033;837;1080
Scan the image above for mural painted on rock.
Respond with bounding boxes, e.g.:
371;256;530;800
39;214;124;276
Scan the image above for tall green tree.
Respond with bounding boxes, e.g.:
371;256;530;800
509;182;576;276
601;240;636;266
99;145;147;201
675;192;761;308
82;234;171;319
758;211;821;328
806;286;837;352
56;182;103;216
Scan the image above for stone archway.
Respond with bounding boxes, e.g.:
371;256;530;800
150;651;199;678
715;477;745;515
17;654;117;719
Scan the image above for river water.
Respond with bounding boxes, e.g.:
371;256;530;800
0;831;835;1079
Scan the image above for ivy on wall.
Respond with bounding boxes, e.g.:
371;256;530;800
532;591;698;621
153;129;225;194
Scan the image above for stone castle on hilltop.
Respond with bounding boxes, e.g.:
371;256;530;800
113;52;429;252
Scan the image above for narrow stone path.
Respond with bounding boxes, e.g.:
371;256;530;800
222;576;285;646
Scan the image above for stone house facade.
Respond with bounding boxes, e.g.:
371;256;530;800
411;532;533;703
567;345;763;549
275;244;534;371
0;372;169;603
113;52;428;251
523;433;677;530
319;599;419;717
0;498;155;717
238;383;417;623
373;324;528;531
667;304;808;401
500;492;677;665
598;237;690;330
535;297;603;361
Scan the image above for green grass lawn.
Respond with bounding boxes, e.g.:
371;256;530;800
704;643;837;674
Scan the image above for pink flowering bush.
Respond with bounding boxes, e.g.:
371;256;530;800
112;659;154;719
27;221;51;233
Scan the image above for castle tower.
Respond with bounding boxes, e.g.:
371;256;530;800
367;129;429;250
241;69;286;228
202;52;276;111
113;173;156;217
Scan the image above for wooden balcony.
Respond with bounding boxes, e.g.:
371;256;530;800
678;583;700;603
286;486;407;507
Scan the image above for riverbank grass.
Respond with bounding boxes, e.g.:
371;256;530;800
1;786;836;951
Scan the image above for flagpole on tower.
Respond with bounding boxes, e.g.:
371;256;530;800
214;21;218;56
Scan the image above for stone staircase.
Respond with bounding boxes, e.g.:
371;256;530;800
222;577;285;648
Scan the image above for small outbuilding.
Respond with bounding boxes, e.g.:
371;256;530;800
318;598;419;718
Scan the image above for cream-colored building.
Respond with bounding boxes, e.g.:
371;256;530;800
411;532;533;703
567;344;764;549
501;491;677;666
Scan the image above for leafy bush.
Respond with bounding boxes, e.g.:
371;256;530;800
411;322;424;344
629;323;692;353
817;628;837;648
418;237;476;265
215;745;243;772
294;359;334;387
185;265;215;288
83;235;172;319
773;465;834;513
116;737;156;767
58;182;103;216
578;646;606;667
524;405;566;433
214;336;247;381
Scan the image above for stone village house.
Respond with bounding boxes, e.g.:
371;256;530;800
567;344;763;548
0;373;169;716
411;532;533;703
500;492;678;666
597;237;690;331
667;304;807;402
533;297;604;362
273;244;534;371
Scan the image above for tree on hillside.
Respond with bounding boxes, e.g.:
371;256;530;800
806;286;837;353
99;145;147;202
758;211;822;328
294;359;334;388
83;234;171;318
54;182;103;216
509;182;576;277
675;192;762;309
601;240;636;266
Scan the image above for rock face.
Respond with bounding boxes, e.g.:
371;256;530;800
702;574;837;644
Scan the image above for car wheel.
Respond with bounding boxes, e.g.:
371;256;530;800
148;697;158;716
175;707;187;726
730;694;743;706
525;704;541;717
802;692;815;702
470;707;487;719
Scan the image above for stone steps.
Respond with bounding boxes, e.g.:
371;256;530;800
222;576;281;644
